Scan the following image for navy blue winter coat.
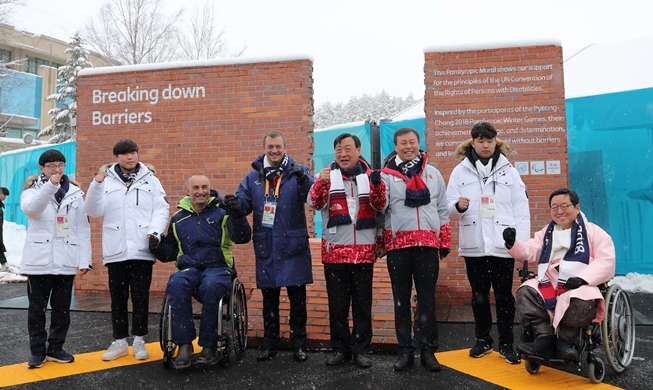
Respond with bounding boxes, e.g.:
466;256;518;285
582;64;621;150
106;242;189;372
159;190;251;270
235;155;314;289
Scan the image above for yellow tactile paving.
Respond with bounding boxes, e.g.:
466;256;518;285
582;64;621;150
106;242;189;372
0;345;623;389
0;340;199;388
437;349;622;390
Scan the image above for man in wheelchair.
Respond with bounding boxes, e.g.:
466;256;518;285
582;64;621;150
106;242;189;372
502;188;615;363
150;175;251;368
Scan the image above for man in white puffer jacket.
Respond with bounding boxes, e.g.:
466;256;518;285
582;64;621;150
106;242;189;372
446;122;530;365
85;139;169;362
20;150;92;369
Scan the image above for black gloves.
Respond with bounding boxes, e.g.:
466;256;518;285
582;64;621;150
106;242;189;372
563;277;588;290
148;233;166;260
222;194;246;219
503;227;516;249
370;170;381;185
439;248;451;259
291;163;308;183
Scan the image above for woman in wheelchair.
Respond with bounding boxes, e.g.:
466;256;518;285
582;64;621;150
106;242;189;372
149;175;251;369
502;188;615;362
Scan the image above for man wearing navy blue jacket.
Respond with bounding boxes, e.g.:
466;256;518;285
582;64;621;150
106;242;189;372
150;175;251;369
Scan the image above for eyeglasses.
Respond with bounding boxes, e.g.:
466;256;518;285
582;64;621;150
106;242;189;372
550;203;573;212
44;163;65;170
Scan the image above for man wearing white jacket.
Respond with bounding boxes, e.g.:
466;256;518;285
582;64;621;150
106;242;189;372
446;122;530;365
85;139;169;362
20;150;92;369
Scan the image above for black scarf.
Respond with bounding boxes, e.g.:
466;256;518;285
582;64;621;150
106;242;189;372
395;151;431;207
114;163;141;186
263;154;289;182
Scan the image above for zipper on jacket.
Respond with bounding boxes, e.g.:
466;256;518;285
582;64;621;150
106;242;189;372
350;182;358;264
136;189;139;205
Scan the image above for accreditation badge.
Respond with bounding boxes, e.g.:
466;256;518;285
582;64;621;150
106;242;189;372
347;197;357;223
261;201;277;228
480;195;496;218
56;214;70;237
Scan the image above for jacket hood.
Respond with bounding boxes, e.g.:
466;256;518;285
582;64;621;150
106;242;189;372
96;162;158;175
453;138;511;162
22;174;81;190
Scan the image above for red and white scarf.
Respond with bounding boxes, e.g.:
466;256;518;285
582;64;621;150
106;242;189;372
326;159;376;230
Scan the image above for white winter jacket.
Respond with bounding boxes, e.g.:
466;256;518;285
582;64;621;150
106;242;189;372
85;162;169;265
446;140;530;258
19;175;92;275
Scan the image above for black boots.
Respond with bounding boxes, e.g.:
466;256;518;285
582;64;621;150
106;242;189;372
557;339;580;362
420;352;441;372
174;344;193;369
393;352;414;371
516;335;556;360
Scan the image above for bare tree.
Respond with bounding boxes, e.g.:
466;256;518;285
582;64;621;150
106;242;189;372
0;0;23;26
83;0;183;65
177;1;245;60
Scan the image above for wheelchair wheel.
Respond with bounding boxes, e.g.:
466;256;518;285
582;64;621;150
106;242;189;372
601;284;636;373
230;278;248;359
159;295;177;369
588;357;605;384
524;359;541;374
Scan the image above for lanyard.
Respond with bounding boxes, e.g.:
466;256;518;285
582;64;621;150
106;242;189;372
477;169;497;195
264;173;283;201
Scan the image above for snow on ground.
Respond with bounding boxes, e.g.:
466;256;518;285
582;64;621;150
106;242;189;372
0;221;27;283
1;220;652;292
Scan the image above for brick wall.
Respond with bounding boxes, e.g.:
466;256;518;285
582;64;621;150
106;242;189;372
424;43;568;305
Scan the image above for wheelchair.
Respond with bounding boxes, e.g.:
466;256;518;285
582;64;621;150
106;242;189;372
517;261;636;384
159;275;248;369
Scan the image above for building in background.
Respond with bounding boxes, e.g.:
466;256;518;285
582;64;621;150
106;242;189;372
0;23;109;152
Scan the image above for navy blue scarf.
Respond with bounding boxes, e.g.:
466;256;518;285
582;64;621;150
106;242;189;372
114;163;141;186
537;214;590;310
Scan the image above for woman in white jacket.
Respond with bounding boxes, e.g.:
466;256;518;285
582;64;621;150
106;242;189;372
20;150;92;369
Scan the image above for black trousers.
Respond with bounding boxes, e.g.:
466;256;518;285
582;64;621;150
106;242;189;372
386;246;439;354
464;256;516;346
107;260;153;339
27;274;75;355
324;263;374;355
516;285;598;342
261;285;307;350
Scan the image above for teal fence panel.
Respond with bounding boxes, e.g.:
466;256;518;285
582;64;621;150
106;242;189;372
0;141;77;227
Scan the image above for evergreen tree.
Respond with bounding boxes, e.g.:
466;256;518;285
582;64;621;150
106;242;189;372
39;31;92;143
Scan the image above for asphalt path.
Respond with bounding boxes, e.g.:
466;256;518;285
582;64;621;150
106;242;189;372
1;283;651;390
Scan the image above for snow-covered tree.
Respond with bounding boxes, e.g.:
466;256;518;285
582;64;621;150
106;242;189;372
39;32;92;143
314;91;418;129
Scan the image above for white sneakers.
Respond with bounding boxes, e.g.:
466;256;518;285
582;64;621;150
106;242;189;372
101;339;149;361
101;341;129;361
132;340;149;360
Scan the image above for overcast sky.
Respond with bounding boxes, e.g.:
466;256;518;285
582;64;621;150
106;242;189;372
8;0;653;107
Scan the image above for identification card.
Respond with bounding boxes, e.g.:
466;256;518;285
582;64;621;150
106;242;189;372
56;214;70;237
347;197;357;222
480;195;496;218
261;201;277;228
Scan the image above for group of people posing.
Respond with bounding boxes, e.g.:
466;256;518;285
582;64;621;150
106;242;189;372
18;122;615;374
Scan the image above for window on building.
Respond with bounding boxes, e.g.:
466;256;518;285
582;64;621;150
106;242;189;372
26;57;61;75
0;49;11;64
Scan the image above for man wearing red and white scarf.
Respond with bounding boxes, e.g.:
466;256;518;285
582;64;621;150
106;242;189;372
505;188;615;362
309;133;382;369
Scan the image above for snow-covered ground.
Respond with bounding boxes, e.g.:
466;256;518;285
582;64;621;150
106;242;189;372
1;220;653;292
0;221;27;283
